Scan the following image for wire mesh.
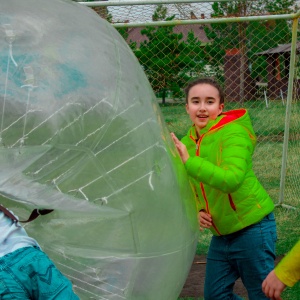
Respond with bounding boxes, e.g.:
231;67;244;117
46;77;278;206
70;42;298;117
79;0;300;207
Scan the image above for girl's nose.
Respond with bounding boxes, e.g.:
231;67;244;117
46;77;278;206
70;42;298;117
198;103;206;111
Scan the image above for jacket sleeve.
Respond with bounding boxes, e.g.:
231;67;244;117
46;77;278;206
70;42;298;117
274;240;300;287
184;124;254;194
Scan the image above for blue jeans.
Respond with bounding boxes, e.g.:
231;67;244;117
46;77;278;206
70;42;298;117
0;246;79;300
204;212;277;300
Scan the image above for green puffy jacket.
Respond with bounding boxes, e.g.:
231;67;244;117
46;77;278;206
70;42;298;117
182;109;274;236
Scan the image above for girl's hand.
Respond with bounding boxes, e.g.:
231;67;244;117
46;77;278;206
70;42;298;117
198;210;212;231
171;132;190;164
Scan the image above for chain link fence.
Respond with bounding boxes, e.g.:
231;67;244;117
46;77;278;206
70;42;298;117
79;0;300;208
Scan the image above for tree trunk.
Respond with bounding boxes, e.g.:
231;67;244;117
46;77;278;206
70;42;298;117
162;89;166;104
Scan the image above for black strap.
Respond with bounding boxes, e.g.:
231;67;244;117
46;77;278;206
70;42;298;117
19;208;54;223
0;204;53;223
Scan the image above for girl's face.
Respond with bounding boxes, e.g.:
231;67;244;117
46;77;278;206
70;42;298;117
186;83;224;132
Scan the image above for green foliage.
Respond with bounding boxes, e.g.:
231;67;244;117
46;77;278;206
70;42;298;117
152;4;168;21
115;0;297;104
247;18;291;80
204;0;295;84
256;0;296;13
116;27;129;41
105;12;129;40
132;5;209;102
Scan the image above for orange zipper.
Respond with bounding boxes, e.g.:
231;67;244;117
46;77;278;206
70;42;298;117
196;135;222;236
200;182;222;236
228;194;236;211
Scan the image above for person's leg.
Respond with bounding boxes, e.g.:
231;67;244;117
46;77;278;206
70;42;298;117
204;236;244;300
0;246;78;300
0;247;33;300
230;213;277;300
20;247;79;300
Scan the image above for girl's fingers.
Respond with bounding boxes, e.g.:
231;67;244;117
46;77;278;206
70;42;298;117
170;132;176;139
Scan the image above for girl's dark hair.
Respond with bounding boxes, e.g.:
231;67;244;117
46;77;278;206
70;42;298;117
184;77;225;104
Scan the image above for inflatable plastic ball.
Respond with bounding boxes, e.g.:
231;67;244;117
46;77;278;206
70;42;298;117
0;1;198;299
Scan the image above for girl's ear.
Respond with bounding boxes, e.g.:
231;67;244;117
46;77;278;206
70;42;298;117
219;103;224;115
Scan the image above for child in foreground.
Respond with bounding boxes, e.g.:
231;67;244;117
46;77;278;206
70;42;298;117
0;205;79;299
262;240;300;300
171;77;277;300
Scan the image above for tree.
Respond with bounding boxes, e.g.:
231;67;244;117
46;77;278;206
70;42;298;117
248;0;294;81
133;5;208;103
204;0;295;102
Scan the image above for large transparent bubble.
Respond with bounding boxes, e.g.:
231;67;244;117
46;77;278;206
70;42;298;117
0;1;198;299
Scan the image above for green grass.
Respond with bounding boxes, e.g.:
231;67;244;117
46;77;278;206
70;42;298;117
159;101;300;300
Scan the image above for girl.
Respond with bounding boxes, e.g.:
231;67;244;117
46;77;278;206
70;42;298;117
171;77;277;300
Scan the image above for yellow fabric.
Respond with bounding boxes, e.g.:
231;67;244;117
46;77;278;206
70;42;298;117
275;240;300;287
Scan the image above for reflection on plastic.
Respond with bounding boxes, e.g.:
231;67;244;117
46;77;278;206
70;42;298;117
0;0;198;299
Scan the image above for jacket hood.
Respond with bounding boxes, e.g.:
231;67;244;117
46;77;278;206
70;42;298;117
189;109;256;146
211;109;247;131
